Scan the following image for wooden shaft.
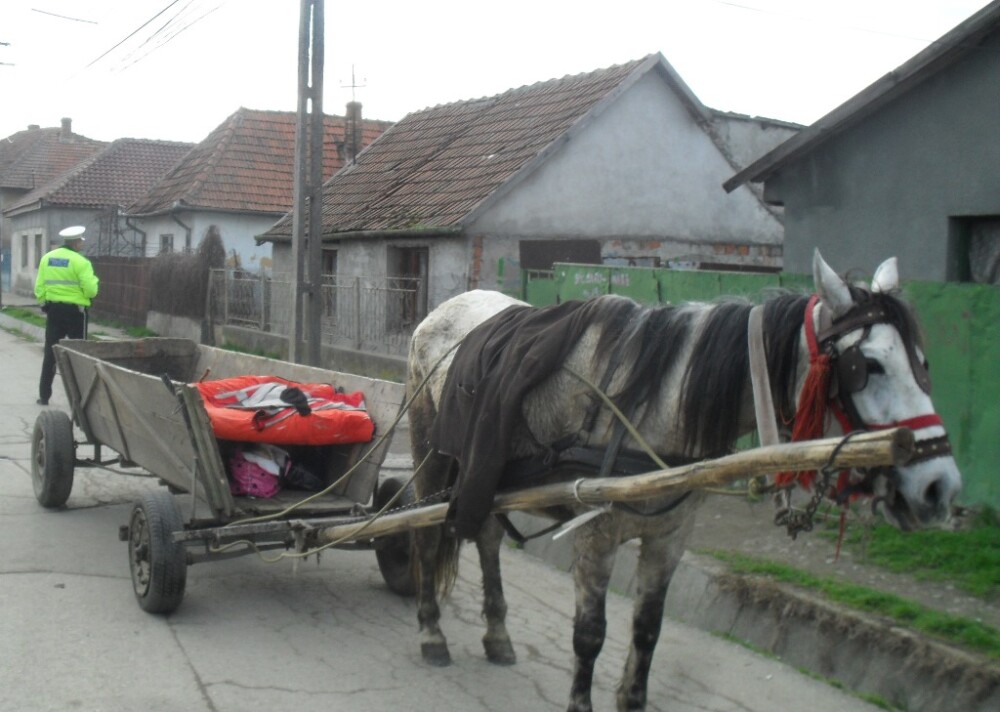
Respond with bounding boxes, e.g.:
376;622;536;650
317;428;913;544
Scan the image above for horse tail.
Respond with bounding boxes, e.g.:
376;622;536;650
432;529;462;598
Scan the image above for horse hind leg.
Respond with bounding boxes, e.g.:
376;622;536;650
476;516;516;664
413;518;457;666
408;387;456;667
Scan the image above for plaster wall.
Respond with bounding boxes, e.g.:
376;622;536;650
768;31;1000;280
135;212;280;272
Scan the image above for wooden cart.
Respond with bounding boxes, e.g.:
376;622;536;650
31;338;410;613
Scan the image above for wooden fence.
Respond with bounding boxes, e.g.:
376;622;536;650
89;256;152;326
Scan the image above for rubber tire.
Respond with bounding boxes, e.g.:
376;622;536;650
31;409;75;508
128;490;188;614
374;477;417;597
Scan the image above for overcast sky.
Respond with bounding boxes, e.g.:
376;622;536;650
0;0;993;144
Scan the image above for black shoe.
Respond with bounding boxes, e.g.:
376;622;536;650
36;398;48;406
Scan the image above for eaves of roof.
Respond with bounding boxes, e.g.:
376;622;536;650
724;1;1000;193
128;200;287;220
257;225;463;245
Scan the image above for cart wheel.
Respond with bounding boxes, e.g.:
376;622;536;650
31;409;75;508
374;477;416;597
128;490;188;614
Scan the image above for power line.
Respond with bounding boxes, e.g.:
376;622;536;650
85;0;183;69
117;1;225;72
31;8;99;24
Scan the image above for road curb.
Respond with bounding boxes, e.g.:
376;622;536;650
665;551;1000;712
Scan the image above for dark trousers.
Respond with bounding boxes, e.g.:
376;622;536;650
39;303;87;402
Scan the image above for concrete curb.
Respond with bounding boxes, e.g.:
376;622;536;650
664;552;1000;712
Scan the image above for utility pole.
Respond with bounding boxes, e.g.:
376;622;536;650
290;0;324;365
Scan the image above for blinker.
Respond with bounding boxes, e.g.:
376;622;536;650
836;345;869;394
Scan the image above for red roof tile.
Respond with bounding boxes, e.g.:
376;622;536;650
0;124;107;191
262;56;652;239
5;138;194;213
128;108;393;216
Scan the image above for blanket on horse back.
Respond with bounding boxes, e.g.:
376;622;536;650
431;299;609;539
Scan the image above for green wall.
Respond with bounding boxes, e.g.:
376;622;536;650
523;264;999;508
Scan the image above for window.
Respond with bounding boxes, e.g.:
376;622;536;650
950;216;1000;283
21;235;28;268
159;234;174;254
387;246;428;331
35;234;43;264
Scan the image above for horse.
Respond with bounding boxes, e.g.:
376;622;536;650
403;250;962;712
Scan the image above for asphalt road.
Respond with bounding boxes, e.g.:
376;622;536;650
0;322;878;711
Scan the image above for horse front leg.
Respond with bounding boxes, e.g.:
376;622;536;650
616;506;698;711
476;516;516;664
413;523;452;666
568;517;618;712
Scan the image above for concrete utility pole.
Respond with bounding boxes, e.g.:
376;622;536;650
289;0;325;365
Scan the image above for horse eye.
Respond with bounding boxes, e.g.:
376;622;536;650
864;358;885;375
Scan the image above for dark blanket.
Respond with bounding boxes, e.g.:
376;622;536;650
430;299;606;538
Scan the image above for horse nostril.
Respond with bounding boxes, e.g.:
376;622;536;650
923;479;944;508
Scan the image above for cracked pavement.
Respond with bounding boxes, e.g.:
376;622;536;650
0;321;879;711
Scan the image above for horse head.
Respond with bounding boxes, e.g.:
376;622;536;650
806;250;962;530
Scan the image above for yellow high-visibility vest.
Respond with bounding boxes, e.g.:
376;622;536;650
34;246;99;307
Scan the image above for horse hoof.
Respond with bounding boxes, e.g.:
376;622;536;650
421;642;452;667
483;638;516;665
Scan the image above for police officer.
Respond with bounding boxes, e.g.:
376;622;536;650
34;225;100;405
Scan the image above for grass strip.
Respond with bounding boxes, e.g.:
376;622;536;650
1;306;46;328
709;550;1000;660
831;509;1000;598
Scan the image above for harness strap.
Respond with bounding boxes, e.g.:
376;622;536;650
747;305;780;448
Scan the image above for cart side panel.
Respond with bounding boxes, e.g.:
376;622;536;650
54;345;203;495
178;385;234;519
191;345;406;503
56;338;200;381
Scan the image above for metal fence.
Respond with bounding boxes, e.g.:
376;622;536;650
208;270;424;356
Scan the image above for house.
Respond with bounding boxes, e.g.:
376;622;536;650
4;137;194;295
258;53;799;352
0;119;106;290
724;1;1000;283
126;106;393;273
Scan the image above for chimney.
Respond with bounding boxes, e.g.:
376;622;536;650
28;124;40;130
345;102;362;164
61;117;72;139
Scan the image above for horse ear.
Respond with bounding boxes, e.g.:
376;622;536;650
812;249;853;317
871;257;899;293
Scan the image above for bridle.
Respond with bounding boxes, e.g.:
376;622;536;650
805;293;953;468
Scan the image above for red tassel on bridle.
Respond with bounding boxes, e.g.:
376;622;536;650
775;295;833;490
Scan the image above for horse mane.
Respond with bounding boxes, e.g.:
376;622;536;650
592;297;695;415
585;287;923;461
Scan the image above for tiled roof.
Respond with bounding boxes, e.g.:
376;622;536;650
5;138;194;214
262;56;653;239
0;125;107;191
129;108;393;216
